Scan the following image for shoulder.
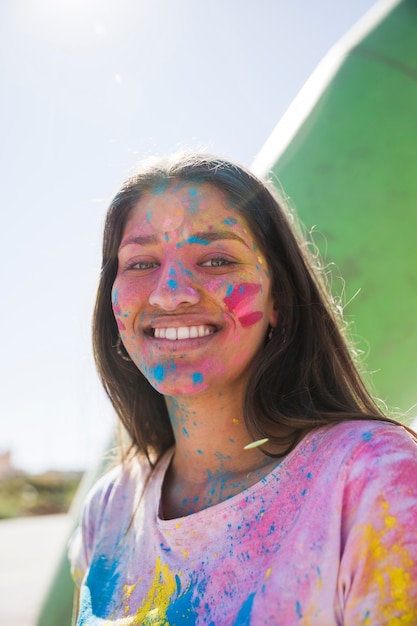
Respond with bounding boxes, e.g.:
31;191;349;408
294;419;417;499
81;455;151;529
309;419;416;463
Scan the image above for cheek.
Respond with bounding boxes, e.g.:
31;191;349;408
223;282;265;328
111;282;145;331
111;287;127;331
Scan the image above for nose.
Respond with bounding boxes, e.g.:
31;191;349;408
149;263;200;310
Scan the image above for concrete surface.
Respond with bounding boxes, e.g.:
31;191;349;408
0;514;72;626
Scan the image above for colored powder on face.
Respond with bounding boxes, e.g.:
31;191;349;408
176;236;211;248
152;181;169;195
112;289;126;331
152;364;166;382
224;217;238;226
167;279;178;289
223;283;261;312
186;187;201;213
238;311;264;328
192;372;204;384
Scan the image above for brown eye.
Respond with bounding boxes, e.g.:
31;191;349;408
200;257;234;268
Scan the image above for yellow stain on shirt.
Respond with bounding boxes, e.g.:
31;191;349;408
131;557;178;625
353;500;415;624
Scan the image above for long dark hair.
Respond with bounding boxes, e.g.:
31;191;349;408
93;153;404;466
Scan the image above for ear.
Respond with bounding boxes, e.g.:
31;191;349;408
269;304;279;328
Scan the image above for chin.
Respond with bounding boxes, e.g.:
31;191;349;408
147;377;210;397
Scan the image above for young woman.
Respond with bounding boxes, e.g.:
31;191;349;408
69;153;417;624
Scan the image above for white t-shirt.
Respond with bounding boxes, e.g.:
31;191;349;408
69;420;417;625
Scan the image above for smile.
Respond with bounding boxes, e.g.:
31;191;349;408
153;325;216;340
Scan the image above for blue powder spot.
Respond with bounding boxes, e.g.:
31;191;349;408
168;279;178;289
153;364;165;382
234;593;256;625
306;472;312;479
146;209;152;222
152;181;169;195
169;267;176;276
123;313;128;318
301;488;307;496
361;432;373;442
160;542;171;553
112;288;119;304
296;600;303;618
224;216;237;225
176;236;210;248
239;285;244;293
226;283;233;296
197;449;203;455
164;233;169;242
183;427;189;437
192;372;204;384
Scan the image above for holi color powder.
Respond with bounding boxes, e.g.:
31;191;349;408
223;283;261;311
238;311;264;327
112;289;126;331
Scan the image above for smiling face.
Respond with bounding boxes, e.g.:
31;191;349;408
112;182;277;397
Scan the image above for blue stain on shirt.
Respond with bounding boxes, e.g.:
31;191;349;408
192;372;204;384
234;592;256;626
81;553;120;617
361;432;373;442
296;600;303;618
165;576;199;624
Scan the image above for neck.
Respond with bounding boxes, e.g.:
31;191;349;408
166;391;271;477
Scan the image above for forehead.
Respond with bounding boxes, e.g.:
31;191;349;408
123;182;249;236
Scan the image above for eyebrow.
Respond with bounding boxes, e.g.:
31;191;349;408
176;231;249;248
119;230;249;250
119;234;159;250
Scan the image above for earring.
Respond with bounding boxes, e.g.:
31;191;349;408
116;336;132;361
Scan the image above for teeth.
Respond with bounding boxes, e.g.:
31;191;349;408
154;325;214;340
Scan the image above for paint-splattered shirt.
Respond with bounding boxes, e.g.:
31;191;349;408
69;420;417;624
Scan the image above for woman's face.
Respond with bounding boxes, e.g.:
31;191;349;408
112;182;277;396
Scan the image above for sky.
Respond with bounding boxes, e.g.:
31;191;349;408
0;0;379;473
